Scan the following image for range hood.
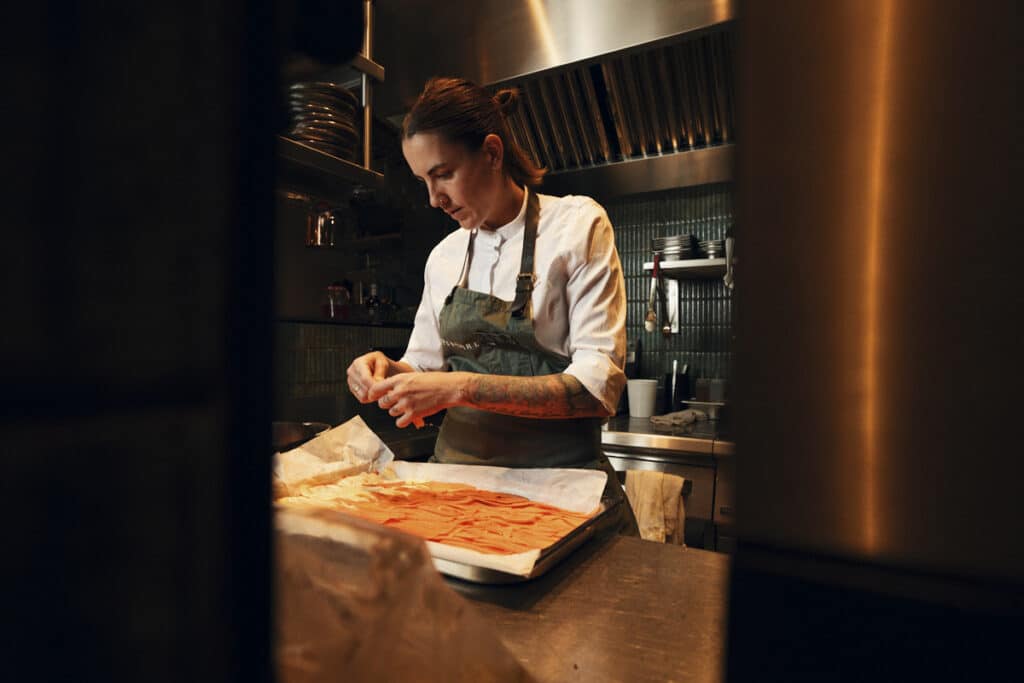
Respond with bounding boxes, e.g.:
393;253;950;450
374;0;737;199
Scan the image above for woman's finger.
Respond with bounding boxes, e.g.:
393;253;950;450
367;375;397;402
372;354;390;381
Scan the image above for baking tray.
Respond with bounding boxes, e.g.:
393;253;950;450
430;496;623;584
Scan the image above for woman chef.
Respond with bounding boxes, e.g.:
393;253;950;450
346;77;637;533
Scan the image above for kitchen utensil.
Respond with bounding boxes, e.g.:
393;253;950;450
305;204;336;247
645;253;660;332
659;270;674;337
663;360;678;413
723;236;735;290
661;281;672;337
662;361;691;413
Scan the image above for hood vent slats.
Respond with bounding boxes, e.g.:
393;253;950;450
501;27;736;177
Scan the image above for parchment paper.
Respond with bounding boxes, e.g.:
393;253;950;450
273;415;395;495
275;417;608;578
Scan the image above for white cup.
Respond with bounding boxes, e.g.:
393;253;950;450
626;379;658;418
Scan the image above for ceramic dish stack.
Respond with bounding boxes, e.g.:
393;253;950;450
652;234;697;261
286;81;361;161
699;239;725;258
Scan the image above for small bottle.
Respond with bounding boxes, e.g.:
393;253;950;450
365;283;381;322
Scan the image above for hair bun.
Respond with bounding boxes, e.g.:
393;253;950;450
493;87;519;116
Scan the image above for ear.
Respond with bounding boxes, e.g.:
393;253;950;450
482;133;504;170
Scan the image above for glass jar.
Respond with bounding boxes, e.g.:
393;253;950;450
322;282;350;319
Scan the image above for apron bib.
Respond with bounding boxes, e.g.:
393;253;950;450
432;189;637;534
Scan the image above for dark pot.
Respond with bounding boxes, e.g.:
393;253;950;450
272;421;331;452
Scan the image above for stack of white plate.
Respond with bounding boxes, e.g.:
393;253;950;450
652;234;697;260
286;82;361;161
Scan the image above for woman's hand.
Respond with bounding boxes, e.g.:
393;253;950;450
346;351;412;403
369;372;466;429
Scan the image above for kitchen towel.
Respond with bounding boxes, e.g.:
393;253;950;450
624;470;686;545
649;408;707;428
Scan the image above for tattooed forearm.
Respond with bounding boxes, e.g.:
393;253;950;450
463;373;609;418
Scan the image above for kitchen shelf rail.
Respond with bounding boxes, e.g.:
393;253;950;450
643;257;735;280
322;54;384;87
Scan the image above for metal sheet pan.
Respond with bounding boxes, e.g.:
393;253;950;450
431;497;623;584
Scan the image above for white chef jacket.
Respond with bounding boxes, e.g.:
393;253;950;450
400;188;627;414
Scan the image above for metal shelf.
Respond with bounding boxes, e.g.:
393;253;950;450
321;54;384;88
278;2;384;201
277;136;383;202
643;257;734;280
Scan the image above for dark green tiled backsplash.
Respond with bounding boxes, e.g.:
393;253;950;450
274;322;412;422
606;182;734;384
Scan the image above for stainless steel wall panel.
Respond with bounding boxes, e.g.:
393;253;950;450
376;3;736;192
374;0;737;118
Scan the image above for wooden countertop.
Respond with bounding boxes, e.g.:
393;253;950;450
448;534;731;683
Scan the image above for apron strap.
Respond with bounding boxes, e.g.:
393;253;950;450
511;189;540;318
444;230;477;306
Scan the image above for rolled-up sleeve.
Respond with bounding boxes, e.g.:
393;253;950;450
562;205;627;415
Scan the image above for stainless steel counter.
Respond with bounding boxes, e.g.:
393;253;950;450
603;415;734;457
601;415;736;550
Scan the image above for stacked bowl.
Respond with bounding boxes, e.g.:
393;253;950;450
286;82;361;161
699;239;725;258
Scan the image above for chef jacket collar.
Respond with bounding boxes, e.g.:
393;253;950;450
475;186;529;246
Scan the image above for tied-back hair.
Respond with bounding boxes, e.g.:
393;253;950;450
402;77;546;187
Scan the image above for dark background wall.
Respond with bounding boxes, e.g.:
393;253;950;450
1;1;362;681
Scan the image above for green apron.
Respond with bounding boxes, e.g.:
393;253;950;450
432;189;638;535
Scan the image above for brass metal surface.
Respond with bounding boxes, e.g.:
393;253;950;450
734;0;1023;581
